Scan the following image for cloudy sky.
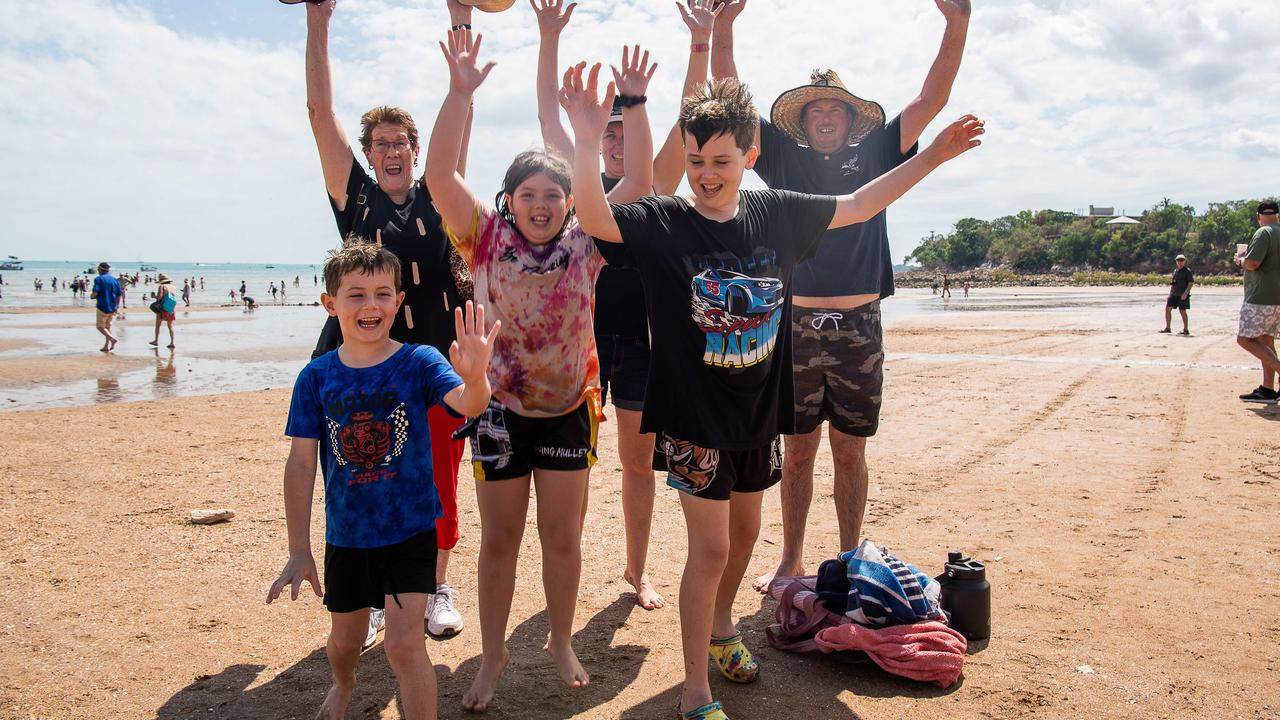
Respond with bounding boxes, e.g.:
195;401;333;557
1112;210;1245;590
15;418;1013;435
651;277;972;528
1;0;1275;264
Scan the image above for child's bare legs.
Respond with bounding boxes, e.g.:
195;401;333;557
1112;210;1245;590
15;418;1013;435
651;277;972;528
616;408;664;610
383;593;437;720
675;493;730;713
533;468;590;688
320;608;369;719
713;491;762;638
463;476;530;712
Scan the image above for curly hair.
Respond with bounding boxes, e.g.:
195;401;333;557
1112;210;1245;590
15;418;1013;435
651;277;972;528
358;106;420;152
323;239;402;295
678;78;758;153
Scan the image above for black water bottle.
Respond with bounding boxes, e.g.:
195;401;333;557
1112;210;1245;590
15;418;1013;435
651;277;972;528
937;551;991;641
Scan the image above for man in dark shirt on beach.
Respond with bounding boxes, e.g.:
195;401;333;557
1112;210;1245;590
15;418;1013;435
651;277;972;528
713;0;972;590
1161;254;1193;335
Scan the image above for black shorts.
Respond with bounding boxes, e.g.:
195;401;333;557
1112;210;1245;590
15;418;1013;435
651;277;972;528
653;433;782;501
323;529;438;614
597;334;650;412
1166;295;1191;310
466;399;598;481
792;304;885;437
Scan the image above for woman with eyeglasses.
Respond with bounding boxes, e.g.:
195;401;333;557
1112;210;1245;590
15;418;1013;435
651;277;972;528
299;0;477;651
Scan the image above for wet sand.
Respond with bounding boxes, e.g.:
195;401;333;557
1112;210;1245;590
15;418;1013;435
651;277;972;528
1;286;1277;719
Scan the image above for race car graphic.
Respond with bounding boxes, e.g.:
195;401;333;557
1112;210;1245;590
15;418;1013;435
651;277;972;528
692;269;783;317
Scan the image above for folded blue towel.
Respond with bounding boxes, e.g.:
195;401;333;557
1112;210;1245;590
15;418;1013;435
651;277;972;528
837;540;944;627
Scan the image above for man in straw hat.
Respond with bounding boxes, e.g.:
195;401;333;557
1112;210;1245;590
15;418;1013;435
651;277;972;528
709;0;972;591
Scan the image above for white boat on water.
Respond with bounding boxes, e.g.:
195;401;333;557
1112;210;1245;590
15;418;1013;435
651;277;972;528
0;256;22;271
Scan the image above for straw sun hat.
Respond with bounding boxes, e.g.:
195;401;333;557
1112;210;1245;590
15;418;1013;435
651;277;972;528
157;274;171;284
770;69;886;147
458;0;517;11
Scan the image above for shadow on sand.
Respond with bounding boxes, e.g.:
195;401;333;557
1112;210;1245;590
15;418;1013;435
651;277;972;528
156;593;644;719
620;590;964;719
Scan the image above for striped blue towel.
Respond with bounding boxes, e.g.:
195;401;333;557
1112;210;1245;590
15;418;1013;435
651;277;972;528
837;540;945;627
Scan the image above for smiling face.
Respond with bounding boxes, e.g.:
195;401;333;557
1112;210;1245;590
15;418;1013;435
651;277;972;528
682;131;757;216
362;122;418;198
504;171;572;246
601;121;626;179
322;268;404;347
801;99;854;154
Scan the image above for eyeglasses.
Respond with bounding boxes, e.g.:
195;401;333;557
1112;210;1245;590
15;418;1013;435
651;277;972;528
371;140;412;154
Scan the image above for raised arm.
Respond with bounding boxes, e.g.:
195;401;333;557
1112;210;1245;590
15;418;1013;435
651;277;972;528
532;0;578;161
831;114;984;229
653;0;720;194
709;0;746;81
604;45;657;203
426;29;496;237
305;0;355;208
560;63;623;243
708;1;761;155
899;0;971;154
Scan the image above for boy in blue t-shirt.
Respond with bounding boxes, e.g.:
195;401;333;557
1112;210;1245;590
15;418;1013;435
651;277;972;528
267;243;499;720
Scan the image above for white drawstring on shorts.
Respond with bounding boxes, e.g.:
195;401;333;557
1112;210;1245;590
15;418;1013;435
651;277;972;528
810;312;844;331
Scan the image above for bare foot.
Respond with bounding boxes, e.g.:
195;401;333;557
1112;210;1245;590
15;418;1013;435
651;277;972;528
462;649;508;713
99;347;109;353
751;560;805;595
624;570;666;610
547;639;590;689
315;683;353;720
148;340;158;345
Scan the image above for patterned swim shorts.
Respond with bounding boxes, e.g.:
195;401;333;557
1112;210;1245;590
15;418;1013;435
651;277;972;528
1238;301;1280;339
791;303;884;437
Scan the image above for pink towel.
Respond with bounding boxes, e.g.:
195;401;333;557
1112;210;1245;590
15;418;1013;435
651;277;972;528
814;621;967;688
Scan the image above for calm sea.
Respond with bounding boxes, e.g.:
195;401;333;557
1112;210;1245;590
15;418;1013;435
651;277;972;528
0;260;325;309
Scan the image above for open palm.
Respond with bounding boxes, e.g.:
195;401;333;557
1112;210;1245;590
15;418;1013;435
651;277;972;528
439;28;496;94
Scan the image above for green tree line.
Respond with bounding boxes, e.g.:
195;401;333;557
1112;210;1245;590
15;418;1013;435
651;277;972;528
907;197;1275;273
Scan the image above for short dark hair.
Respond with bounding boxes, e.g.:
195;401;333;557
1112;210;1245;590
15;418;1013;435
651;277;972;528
679;78;758;153
323;240;401;295
1258;200;1279;216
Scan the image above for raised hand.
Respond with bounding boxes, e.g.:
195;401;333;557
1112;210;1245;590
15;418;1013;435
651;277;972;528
926;114;985;163
712;0;746;26
531;0;576;36
611;45;658;98
449;301;500;384
439;28;496;95
266;552;322;603
935;0;972;22
677;0;721;40
559;62;616;137
306;0;336;19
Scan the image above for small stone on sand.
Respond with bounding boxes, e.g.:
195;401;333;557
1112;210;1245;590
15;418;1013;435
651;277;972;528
189;509;235;525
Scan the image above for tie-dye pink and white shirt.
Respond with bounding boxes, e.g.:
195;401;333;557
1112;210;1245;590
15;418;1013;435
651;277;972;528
449;206;605;418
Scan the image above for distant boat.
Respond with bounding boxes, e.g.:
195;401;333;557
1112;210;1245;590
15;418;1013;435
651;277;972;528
265;265;276;269
140;263;158;271
0;255;23;271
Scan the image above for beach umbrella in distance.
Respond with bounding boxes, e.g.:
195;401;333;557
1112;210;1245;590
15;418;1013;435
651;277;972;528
1105;216;1141;226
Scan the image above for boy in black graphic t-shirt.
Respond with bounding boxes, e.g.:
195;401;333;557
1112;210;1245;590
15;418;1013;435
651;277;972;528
562;68;983;719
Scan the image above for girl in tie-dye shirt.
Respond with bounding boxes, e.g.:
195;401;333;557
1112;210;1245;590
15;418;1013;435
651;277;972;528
424;29;655;712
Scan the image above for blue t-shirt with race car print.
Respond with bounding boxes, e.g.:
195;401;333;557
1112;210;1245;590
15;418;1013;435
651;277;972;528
285;343;462;549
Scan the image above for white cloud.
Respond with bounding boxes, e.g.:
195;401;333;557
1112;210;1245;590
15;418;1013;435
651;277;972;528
0;0;1277;264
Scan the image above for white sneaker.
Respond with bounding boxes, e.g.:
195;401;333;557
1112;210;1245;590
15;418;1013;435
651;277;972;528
362;608;385;651
427;584;464;637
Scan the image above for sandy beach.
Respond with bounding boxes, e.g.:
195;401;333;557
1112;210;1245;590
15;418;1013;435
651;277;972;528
1;286;1277;719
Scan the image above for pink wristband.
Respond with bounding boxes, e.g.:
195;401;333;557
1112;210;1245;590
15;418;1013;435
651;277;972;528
691;42;710;53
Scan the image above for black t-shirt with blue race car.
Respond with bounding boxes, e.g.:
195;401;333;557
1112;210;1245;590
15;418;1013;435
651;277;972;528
610;190;836;450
